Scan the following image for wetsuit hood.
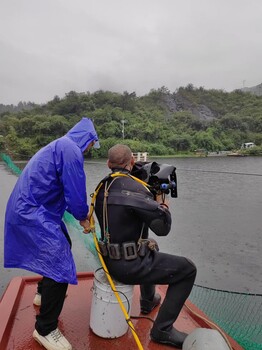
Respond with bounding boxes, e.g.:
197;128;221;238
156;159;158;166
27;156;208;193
66;117;99;152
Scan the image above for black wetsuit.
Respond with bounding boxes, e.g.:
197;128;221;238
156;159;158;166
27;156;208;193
95;169;197;332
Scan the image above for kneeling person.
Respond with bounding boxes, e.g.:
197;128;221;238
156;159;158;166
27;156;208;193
94;144;197;349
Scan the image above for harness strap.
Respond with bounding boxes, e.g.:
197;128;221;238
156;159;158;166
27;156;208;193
88;172;150;235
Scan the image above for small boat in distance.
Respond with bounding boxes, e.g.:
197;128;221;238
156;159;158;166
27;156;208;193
0;273;244;350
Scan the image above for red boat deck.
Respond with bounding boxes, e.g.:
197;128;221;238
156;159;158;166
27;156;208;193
0;273;243;350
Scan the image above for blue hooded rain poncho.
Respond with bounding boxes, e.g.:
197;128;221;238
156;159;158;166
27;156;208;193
4;117;99;284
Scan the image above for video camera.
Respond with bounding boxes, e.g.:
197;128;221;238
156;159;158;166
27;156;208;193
131;161;177;198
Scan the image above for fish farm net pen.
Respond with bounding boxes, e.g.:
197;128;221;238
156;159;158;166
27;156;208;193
1;152;261;350
189;284;262;350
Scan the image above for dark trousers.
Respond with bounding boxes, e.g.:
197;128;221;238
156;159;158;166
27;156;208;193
35;277;68;336
151;265;196;331
106;251;197;332
35;223;71;336
141;254;196;331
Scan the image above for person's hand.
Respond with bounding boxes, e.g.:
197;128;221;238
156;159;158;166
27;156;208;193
79;218;91;234
155;194;170;210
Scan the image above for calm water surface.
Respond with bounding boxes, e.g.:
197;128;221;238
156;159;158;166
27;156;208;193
0;156;262;297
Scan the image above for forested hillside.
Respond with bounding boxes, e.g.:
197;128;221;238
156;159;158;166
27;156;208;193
0;85;262;159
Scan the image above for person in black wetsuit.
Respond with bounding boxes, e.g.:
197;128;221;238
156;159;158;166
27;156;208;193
94;144;197;349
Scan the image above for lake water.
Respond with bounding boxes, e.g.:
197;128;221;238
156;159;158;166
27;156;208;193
1;156;262;298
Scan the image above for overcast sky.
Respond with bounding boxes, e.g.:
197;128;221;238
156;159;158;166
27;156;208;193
0;0;262;105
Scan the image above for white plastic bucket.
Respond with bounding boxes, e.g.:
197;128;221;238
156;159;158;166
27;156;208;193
90;268;134;338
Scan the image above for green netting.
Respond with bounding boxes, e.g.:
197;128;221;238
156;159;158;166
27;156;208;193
1;153;22;176
2;152;261;349
189;285;262;350
63;210;101;263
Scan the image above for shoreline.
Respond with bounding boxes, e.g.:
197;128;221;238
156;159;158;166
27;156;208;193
1;153;262;164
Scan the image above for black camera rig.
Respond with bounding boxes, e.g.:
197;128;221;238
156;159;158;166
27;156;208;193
131;161;177;198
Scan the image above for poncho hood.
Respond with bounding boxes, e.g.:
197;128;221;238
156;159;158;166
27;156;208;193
66;117;99;152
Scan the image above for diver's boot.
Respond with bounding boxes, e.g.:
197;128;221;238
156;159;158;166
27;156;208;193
150;326;188;349
140;293;161;314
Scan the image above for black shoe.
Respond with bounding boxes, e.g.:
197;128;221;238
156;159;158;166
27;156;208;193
140;293;161;314
150;327;188;349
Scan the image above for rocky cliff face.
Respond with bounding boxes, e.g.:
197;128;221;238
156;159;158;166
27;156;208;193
163;92;216;121
241;83;262;96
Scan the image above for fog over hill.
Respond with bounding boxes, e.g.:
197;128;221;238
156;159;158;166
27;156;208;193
242;82;262;96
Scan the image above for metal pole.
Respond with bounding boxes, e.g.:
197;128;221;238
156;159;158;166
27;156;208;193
121;120;126;139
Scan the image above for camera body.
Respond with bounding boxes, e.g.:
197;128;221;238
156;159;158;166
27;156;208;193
131;161;177;198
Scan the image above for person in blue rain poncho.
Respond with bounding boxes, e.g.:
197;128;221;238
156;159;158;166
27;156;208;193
4;117;99;350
